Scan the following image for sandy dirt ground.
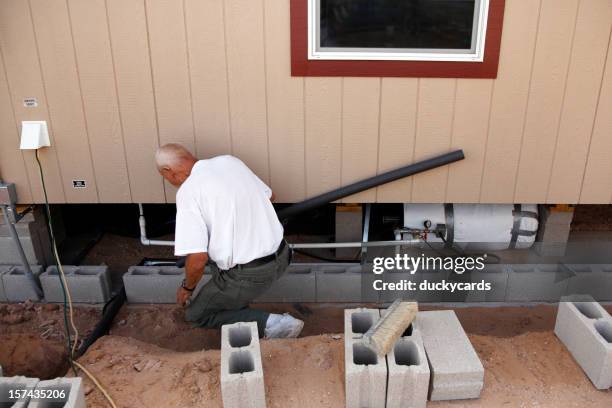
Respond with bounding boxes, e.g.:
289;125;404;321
2;303;611;407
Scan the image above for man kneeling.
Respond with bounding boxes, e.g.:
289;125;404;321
155;143;303;338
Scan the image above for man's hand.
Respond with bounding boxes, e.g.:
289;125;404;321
176;286;192;307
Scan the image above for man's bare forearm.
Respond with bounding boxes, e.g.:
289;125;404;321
185;252;208;288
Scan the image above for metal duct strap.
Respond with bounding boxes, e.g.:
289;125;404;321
509;204;538;249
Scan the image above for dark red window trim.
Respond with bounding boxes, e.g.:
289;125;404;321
290;0;505;78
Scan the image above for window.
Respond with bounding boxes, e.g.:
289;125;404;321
312;0;488;62
291;0;506;78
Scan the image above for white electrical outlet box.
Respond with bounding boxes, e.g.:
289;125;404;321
20;120;50;150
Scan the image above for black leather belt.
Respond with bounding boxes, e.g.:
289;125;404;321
238;240;287;269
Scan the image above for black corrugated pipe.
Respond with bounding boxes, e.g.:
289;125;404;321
277;149;465;221
76;286;127;357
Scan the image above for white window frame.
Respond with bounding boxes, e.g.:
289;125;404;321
308;0;490;62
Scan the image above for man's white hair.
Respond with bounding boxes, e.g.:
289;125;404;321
155;143;195;169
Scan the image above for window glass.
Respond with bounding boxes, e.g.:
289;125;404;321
319;0;478;53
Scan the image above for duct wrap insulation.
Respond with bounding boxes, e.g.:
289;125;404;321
403;204;539;251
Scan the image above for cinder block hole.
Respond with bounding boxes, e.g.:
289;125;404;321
401;324;413;337
228;326;252;348
347;266;363;274
603;267;612;273
159;269;182;275
538;265;558;273
353;344;378;366
394;340;420;366
228;350;255;374
594;321;612;343
131;268;159;275
323;267;346;274
571;265;591;273
288;267;311;275
573;302;602;319
351;312;374;334
74;269;98;275
0;382;29;405
30;385;71;408
9;267;25;275
513;266;535;273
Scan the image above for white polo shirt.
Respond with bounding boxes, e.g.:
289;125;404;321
174;155;284;270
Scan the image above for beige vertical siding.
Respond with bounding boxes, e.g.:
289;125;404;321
580;31;612;204
547;0;612;203
376;78;418;202
30;0;99;203
0;0;610;204
68;0;131;203
304;78;342;197
513;0;579;203
0;50;33;203
185;0;232;160
225;0;270;184
264;0;306;202
479;0;542;203
411;79;456;203
106;0;165;203
0;0;65;203
446;80;494;203
341;78;381;203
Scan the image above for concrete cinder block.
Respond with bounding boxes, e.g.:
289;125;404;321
254;263;315;303
564;264;612;302
123;266;210;304
344;308;387;408
417;310;484;400
40;265;111;304
221;321;266;408
535;207;574;257
0;265;10;302
0;376;39;407
1;265;43;302
505;264;570;302
28;377;86;408
386;329;430;408
316;264;378;303
554;296;612;389
464;264;509;303
0;236;39;266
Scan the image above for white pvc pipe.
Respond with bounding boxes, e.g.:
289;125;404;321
137;203;419;249
138;203;175;246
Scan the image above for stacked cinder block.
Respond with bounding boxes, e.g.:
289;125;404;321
535;206;573;257
1;265;43;302
0;207;60;266
220;321;266;408
40;265;112;304
564;264;612;302
254;264;316;302
0;376;39;407
464;264;508;302
344;308;387;408
123;266;210;303
554;296;612;389
27;377;86;408
417;310;484;400
505;264;570;302
316;264;378;303
386;319;430;408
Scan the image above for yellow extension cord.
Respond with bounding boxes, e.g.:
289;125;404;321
36;150;117;408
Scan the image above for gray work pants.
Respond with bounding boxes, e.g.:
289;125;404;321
185;242;290;337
